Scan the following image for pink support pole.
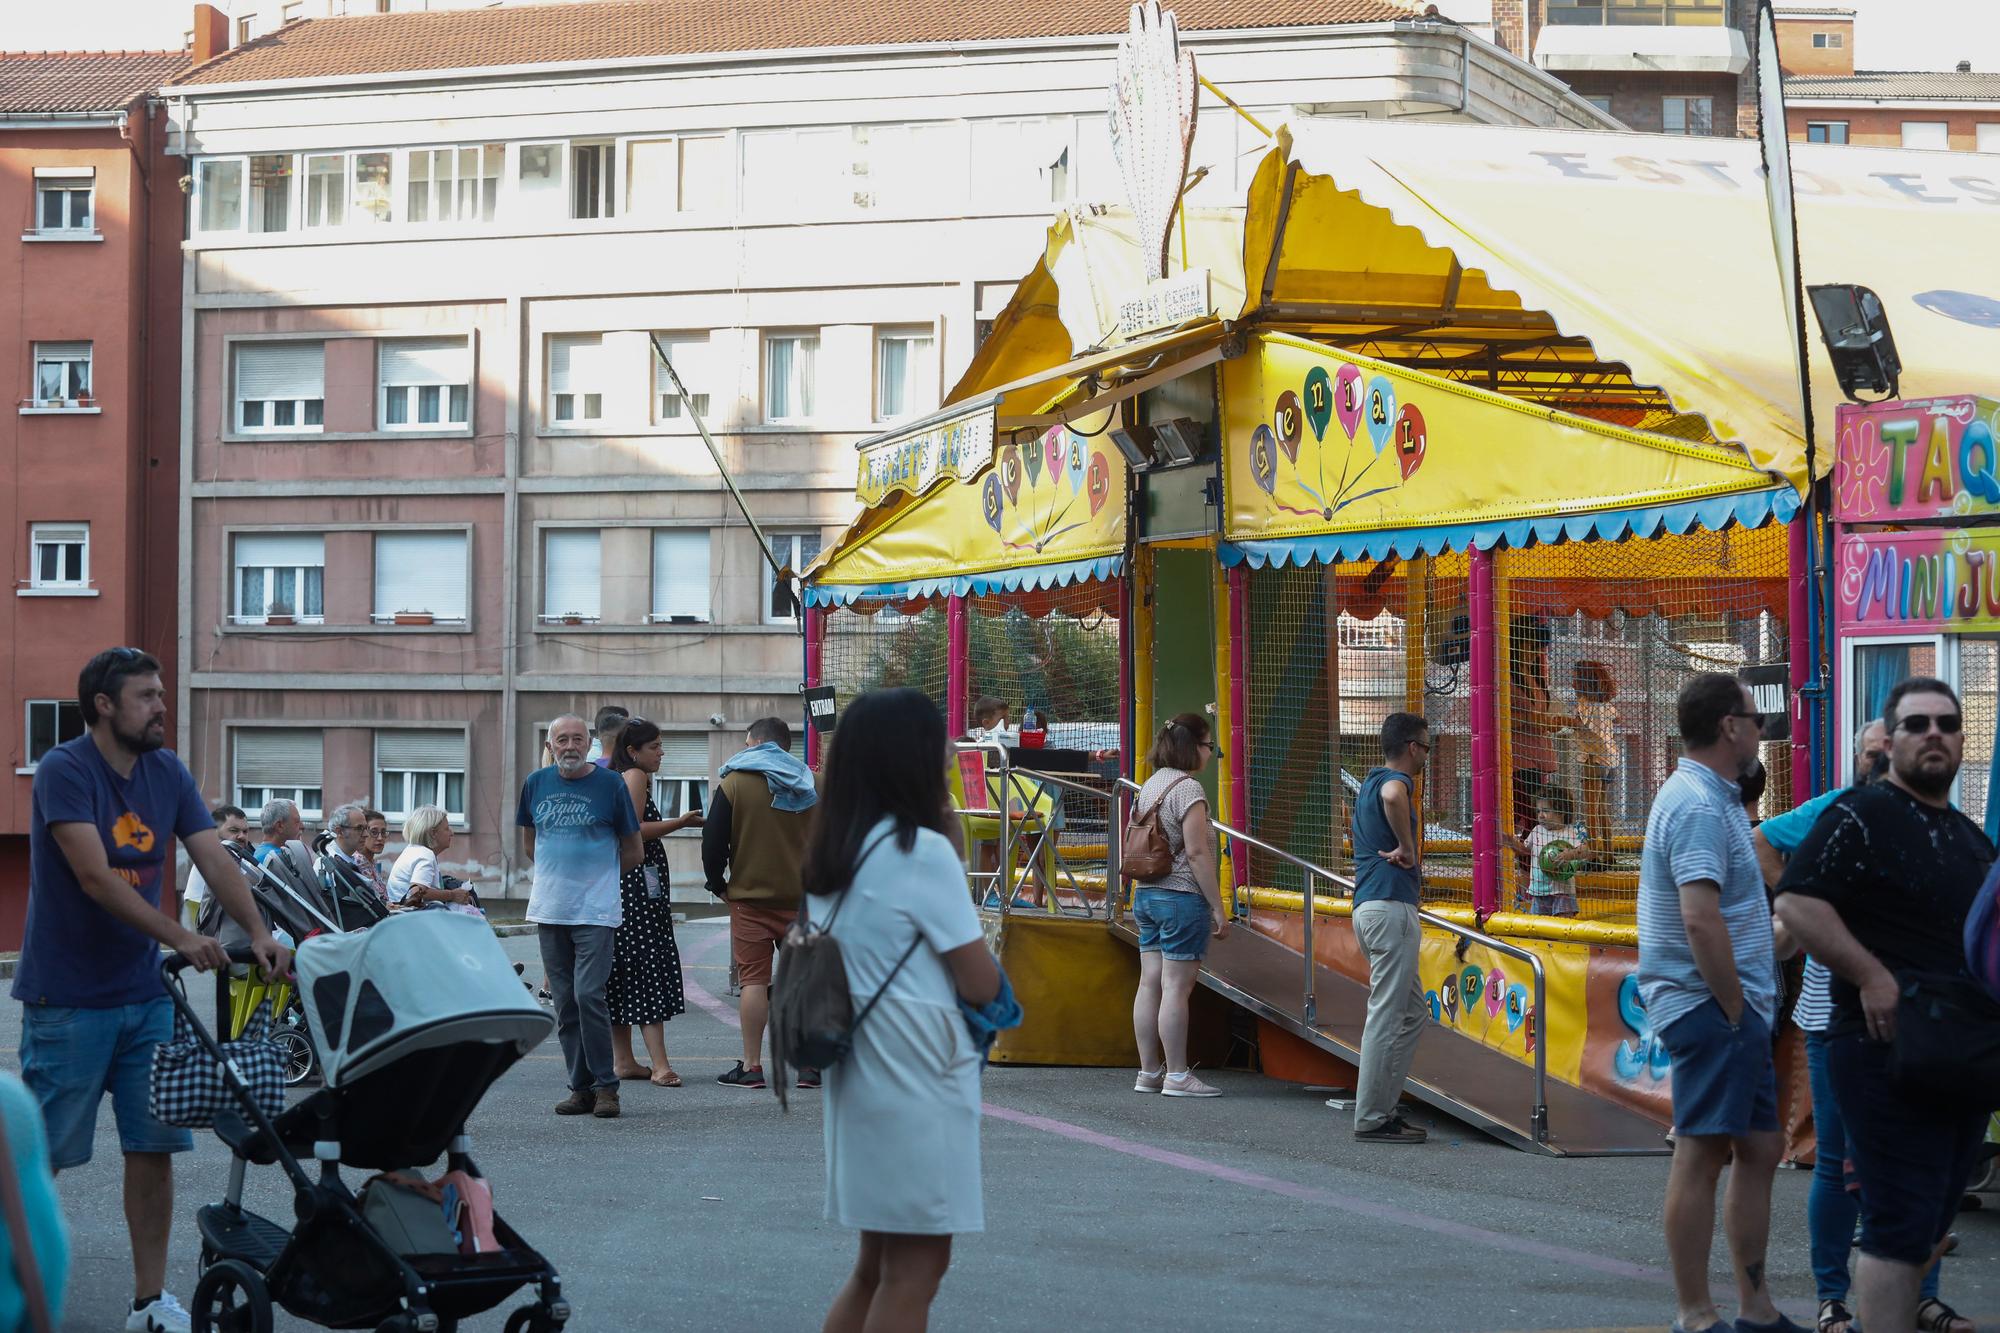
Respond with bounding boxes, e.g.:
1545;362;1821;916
1469;546;1501;917
1788;513;1812;801
946;593;969;735
804;605;826;768
1118;574;1134;774
1229;565;1251;889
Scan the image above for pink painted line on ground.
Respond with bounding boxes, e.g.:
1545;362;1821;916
680;923;740;1030
978;1101;1668;1284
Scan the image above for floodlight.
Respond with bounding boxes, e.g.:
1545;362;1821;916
1108;422;1156;469
1808;283;1902;402
1151;417;1205;464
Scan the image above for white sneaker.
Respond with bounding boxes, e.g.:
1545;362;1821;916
1134;1069;1165;1093
1161;1071;1222;1098
127;1291;192;1333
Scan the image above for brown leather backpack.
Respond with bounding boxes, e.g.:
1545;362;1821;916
1119;775;1198;881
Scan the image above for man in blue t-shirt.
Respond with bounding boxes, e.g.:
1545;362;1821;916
1348;710;1431;1145
14;648;288;1333
518;713;640;1120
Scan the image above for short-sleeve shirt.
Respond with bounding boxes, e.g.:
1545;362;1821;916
1525;823;1584;897
805;818;983;1010
1352;767;1420;907
1131;768;1209;894
1776;782;1993;1035
516;764;639;927
14;736;213;1008
385;844;439;905
1757;785;1850;1032
1637;758;1777;1032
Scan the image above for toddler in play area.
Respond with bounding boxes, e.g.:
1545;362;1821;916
1503;785;1584;917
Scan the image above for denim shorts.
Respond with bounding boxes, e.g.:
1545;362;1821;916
19;995;193;1170
1133;888;1211;962
1658;997;1778;1138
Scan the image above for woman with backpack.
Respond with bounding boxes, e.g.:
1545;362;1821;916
1129;712;1228;1099
804;687;1000;1333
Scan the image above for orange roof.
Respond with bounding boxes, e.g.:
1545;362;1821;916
172;0;1421;87
0;50;189;114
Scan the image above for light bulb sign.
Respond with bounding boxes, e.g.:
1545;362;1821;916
855;403;997;507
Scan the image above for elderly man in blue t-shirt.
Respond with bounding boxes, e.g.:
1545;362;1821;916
1638;673;1801;1333
15;649;288;1333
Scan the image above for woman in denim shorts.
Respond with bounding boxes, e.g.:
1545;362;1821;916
1129;713;1229;1098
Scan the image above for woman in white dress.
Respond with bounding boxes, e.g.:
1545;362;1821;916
805;687;999;1333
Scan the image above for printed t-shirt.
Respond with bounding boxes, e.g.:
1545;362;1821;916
516;764;639;927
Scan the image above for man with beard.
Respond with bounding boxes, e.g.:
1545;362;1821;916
519;713;640;1119
15;649;288;1333
1777;678;1995;1333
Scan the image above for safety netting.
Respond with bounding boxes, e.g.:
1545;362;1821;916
818;594;952;720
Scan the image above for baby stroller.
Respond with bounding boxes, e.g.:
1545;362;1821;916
166;910;568;1332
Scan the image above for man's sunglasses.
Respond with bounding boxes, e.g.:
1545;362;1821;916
1897;713;1963;735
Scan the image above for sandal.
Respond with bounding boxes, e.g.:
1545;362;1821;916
1916;1297;1973;1333
1816;1298;1853;1333
615;1066;653;1081
651;1066;682;1088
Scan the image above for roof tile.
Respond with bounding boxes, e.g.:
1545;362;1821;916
1784;69;2000;101
171;0;1421;87
0;50;190;114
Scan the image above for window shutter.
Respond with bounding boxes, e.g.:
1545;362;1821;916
376;729;467;772
373;531;468;619
543;529;601;617
237;342;325;400
549;334;603;393
235;533;325;567
235;729;324;787
32;166;94;181
33;342;89;363
379;337;468;387
658;732;710;777
33;524;86;546
650;529;711;620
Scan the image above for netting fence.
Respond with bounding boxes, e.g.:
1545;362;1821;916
818;594;952;720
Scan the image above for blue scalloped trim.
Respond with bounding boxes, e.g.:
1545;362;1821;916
1218;487;1800;570
806;554;1126;608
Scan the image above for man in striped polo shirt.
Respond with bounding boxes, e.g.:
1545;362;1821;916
1638;673;1799;1333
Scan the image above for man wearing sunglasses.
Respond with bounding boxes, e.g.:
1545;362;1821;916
1777;677;1994;1333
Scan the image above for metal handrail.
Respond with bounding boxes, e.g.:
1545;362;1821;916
953;742;1117;921
1022;766;1551;1145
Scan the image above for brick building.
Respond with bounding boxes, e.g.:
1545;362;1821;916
1488;0;1759;135
1777;7;2000;151
0;51;188;945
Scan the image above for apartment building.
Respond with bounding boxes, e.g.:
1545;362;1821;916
1489;0;1760;135
0;51;187;943
1777;7;2000;151
162;0;1611;899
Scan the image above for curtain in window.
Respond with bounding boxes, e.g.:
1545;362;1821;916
768;337;815;419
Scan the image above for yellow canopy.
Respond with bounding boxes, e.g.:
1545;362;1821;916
1249;119;2000;486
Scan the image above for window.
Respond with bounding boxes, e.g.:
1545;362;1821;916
234;729;323;821
1902;121;1951;150
1584;96;1614;115
764;530;821;623
407;145;502;224
24;700;84;768
764;333;817;422
542;529;601;622
856;123;960;212
236;14;258;44
380;337;471;429
548;334;606;424
375;730;468;825
351;151;392;223
651;733;711;822
30;342;90;406
876;328;936;421
624;135;728;217
234;532;325;624
1981;124;2000;154
281;2;303;22
1812;31;1827;47
304;154;346;228
33;170;92;234
248;154;293;232
651;529;711;622
197;158;244;232
1807;122;1850;144
516;143;565;222
652;333;711;423
373;530;469;623
970;119;1070;210
741;128;849;216
1662;97;1714;136
571;142;616;219
235;341;325;433
28;523;88;589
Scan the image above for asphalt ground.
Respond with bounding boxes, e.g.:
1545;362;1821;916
29;921;2000;1331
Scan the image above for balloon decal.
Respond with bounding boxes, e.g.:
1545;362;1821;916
1024;431;1045;487
1395;403;1428;481
1303;365;1333;442
981;474;1004;534
1274;390;1303;463
1334;363;1364;440
1087;452;1110;517
1504;984;1528;1033
1002;446;1022;504
1250;425;1278;495
1484;968;1507;1019
1067;433;1087;492
1365;376;1397;455
1459;966;1484;1013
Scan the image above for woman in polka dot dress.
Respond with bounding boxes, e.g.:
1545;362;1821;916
608;717;699;1086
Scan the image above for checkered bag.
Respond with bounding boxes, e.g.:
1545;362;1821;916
149;998;288;1129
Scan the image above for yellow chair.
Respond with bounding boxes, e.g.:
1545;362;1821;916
948;750;1060;909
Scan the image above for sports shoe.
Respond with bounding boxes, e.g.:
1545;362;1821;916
1161;1071;1221;1098
1354;1115;1427;1144
553;1090;596;1116
716;1062;767;1089
591;1086;621;1119
127;1292;191;1333
795;1068;821;1090
1134;1069;1165;1093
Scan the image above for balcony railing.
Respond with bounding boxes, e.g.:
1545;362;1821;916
1546;0;1730;24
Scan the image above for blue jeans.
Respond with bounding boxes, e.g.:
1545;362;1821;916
1132;889;1211;962
1805;1030;1941;1303
18;996;193;1170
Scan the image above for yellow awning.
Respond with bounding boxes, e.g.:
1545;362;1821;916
1249;119;2000;486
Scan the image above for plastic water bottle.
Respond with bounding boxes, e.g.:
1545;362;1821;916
1020;705;1047;750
